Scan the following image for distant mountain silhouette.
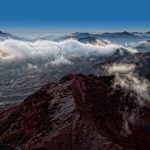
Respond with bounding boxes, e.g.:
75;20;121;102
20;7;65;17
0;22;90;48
146;31;150;34
73;32;91;37
103;31;134;36
0;30;29;41
78;36;97;44
0;30;15;38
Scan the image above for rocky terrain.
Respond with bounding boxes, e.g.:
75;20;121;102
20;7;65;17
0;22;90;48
0;74;150;150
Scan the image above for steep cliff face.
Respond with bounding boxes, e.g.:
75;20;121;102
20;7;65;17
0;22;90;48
0;74;150;150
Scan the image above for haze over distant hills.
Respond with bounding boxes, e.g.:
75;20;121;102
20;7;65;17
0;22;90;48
1;30;150;41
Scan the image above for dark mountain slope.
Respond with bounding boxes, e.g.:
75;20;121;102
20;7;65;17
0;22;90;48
0;74;150;150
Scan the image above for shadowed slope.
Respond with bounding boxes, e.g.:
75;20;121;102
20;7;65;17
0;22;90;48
0;74;150;150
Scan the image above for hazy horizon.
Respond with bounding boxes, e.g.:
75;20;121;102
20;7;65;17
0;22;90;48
0;27;150;37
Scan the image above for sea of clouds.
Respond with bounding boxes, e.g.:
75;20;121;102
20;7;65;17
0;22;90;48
0;38;137;65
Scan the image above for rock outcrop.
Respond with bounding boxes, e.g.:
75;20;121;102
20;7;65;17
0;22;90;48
0;74;150;150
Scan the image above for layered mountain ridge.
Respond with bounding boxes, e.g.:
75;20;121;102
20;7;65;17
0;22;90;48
0;74;150;150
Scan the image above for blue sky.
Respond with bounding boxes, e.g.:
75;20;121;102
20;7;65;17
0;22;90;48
0;0;150;32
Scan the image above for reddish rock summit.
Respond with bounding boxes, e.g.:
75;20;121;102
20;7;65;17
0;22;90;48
0;74;150;150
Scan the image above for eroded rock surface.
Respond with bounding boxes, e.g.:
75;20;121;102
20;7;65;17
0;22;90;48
0;74;150;150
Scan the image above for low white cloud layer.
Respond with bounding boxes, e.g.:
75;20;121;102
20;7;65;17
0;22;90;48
46;55;72;67
27;63;38;70
0;39;137;62
105;63;136;74
114;73;150;105
104;63;150;105
104;63;150;137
